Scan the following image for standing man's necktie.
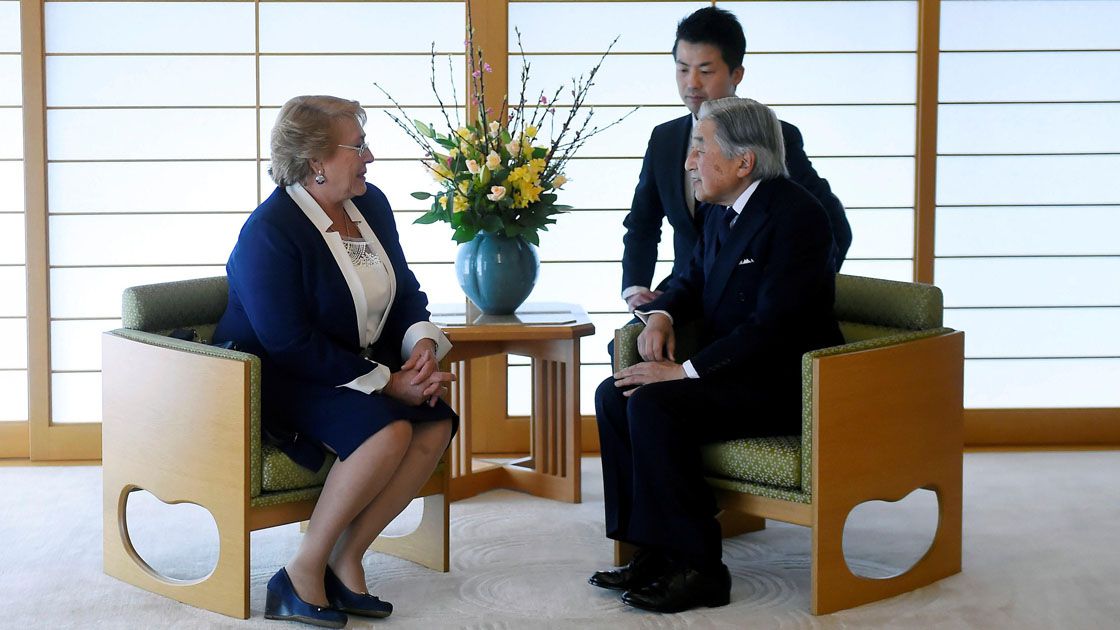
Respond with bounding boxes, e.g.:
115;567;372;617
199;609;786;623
716;205;736;250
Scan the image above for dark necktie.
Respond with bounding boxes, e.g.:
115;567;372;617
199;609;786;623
716;205;736;250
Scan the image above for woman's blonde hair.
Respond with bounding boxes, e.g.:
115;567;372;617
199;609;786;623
269;95;367;186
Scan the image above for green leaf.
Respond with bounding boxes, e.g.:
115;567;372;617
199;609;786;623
410;191;433;200
413;209;441;224
415;120;434;137
480;215;502;233
539;193;557;204
523;229;540;246
505;224;524;237
453;225;477;244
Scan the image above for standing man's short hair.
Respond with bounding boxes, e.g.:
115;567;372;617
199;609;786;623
672;7;747;71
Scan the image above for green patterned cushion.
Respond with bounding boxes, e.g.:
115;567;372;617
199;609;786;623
262;444;334;492
701;435;801;489
122;276;229;332
835;274;943;330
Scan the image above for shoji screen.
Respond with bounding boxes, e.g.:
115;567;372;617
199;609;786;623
0;0;27;426
506;0;919;415
42;1;464;425
937;0;1120;409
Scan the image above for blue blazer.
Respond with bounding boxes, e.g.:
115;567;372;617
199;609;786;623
214;184;434;388
642;177;843;393
621;114;851;294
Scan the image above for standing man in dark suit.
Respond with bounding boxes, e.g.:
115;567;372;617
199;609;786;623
621;6;850;313
590;97;844;613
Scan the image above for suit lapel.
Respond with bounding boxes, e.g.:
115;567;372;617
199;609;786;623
663;114;695;232
703;181;775;313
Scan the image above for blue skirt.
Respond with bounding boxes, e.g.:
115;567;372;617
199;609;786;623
263;375;459;472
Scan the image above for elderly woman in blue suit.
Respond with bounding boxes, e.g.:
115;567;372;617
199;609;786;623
214;95;456;628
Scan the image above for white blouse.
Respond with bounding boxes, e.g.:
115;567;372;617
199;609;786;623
286;183;452;394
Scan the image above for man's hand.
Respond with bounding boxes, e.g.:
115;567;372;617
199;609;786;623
383;364;456;407
625;289;663;312
613;360;686;397
636;312;675;362
401;338;438;386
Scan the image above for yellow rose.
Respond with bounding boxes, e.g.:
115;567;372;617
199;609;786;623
456;127;472;141
486;150;501;170
550;175;567;189
452;194;469;213
524;125;538;138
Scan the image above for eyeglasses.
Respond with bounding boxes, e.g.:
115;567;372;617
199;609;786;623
337;141;371;156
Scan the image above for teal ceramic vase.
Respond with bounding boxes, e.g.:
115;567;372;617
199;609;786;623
455;232;540;315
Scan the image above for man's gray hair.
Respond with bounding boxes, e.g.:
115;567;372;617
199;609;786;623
698;97;788;181
269;95;367;186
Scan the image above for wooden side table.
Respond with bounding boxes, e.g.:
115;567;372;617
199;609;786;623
433;303;595;503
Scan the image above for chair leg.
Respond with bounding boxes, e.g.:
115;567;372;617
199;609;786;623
369;493;450;572
103;485;251;618
718;510;766;538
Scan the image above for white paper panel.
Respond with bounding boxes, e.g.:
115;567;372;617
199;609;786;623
810;157;915;209
0;213;22;264
844;208;914;260
940;52;1120;103
0;55;20;106
945;307;1120;359
45;2;254;54
516;53;916;106
937;156;1120;206
723;1;917;52
527;106;688;160
838;259;912;282
772;105;915;157
964;358;1120;408
259;55;465;108
51;319;120;371
411;262;465;305
581;312;634;364
260;2;463;53
939;104;1120;155
47;109;257;161
49;162;260;214
0;318;26;369
942;0;1120;51
0;2;19;52
553;158;644;210
260;107;466;161
49;266;224;318
937;207;1120;257
508;362;611;416
511;2;705;53
46;56;256;107
0;161;24;213
49;214;245;266
0;108;20;158
0;370;28;421
50;371;101;424
0;267;25;316
936;258;1120;308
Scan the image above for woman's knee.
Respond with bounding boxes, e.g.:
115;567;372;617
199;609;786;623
373;419;413;454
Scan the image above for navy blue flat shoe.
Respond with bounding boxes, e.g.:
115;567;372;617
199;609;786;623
265;567;348;628
325;566;393;618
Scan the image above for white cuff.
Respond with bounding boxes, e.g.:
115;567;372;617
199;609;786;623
340;362;392;394
622;285;649;300
402;320;452;362
682;360;699;379
634;309;673;325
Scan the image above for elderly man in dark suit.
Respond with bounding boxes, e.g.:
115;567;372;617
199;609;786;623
590;97;844;613
621;6;850;313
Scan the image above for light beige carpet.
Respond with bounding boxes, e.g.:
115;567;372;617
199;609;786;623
1;451;1118;629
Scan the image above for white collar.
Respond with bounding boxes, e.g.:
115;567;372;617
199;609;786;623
728;179;761;216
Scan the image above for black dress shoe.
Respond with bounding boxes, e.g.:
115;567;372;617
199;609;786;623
621;563;731;613
588;549;669;591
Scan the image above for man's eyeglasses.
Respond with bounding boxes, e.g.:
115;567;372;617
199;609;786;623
338;141;371;156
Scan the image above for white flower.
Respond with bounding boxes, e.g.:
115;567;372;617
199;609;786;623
466;159;480;175
487;186;507;202
488;120;501;138
486;151;501;170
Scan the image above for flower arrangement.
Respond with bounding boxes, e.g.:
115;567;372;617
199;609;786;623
375;9;632;245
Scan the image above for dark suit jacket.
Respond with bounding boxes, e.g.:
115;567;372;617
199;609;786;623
621;113;851;294
215;183;434;389
639;177;844;418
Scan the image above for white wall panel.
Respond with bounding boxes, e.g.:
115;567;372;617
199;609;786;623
839;260;912;282
260;107;466;161
0;213;23;264
936;258;1120;308
811;157;915;208
0;162;24;212
0;267;25;316
945;308;1120;359
260;2;463;53
940;52;1120;103
49;162;260;214
937;207;1120;257
50;372;100;423
937;156;1120;206
49;214;246;266
772;105;915;157
964;359;1120;408
46;56;256;107
939;104;1120;155
0;318;27;369
0;371;28;421
723;1;917;53
0;108;20;157
49;267;224;319
0;2;19;52
551;158;644;210
259;55;465;108
511;2;705;53
942;0;1120;51
845;208;914;260
51;319;121;371
47;109;257;161
411;262;465;305
45;2;254;53
0;55;20;106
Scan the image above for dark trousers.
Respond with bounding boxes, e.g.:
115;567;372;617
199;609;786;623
594;375;791;570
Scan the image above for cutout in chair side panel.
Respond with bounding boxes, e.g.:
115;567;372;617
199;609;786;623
842;488;939;579
122;488;220;582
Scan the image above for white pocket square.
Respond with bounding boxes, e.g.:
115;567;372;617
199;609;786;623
738;258;755;265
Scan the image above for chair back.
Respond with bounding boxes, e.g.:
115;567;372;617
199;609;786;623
122;276;229;341
834;274;943;342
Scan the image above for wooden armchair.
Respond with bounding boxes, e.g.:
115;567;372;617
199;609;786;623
612;274;964;614
102;276;449;619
